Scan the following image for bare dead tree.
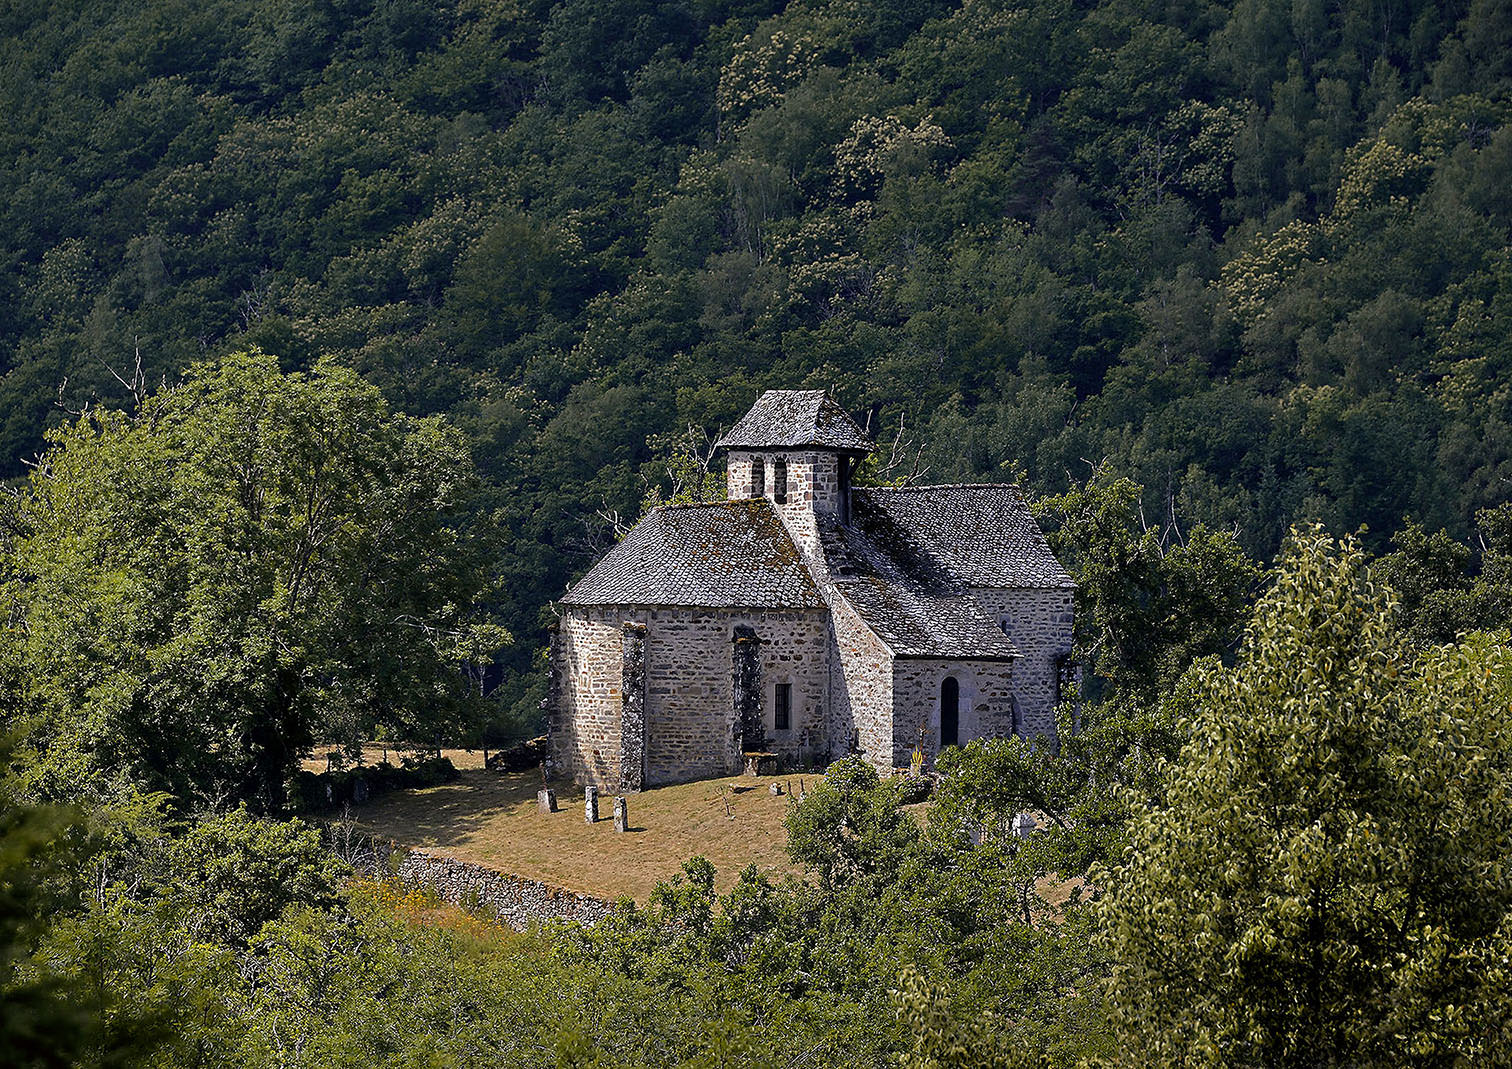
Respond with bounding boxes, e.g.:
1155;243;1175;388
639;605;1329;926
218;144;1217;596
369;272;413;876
239;268;273;329
102;340;150;409
593;501;634;540
872;408;930;485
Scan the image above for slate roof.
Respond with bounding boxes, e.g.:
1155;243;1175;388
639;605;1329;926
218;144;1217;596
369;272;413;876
820;521;1020;659
715;389;874;453
561;500;825;610
851;485;1074;589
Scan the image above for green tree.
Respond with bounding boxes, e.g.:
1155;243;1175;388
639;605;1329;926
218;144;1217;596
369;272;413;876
4;351;504;813
0;766;87;1069
782;756;918;892
159;807;343;945
1033;472;1262;699
1098;527;1512;1065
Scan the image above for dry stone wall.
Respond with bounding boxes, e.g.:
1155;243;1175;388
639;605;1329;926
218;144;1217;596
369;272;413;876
967;587;1074;739
396;850;615;928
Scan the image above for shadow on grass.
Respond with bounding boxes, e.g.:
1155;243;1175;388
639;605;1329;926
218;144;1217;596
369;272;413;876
354;770;542;847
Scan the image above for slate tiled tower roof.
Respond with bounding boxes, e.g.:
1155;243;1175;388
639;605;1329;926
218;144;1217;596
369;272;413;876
714;389;874;452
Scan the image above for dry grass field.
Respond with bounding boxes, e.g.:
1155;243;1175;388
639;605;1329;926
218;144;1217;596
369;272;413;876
353;768;821;902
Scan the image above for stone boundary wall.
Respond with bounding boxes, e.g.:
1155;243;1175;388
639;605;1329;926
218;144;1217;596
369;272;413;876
330;827;616;929
393;850;616;929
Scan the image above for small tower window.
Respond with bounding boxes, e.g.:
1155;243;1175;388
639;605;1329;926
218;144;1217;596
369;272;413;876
772;458;788;504
940;677;959;748
751;456;765;499
775;682;792;731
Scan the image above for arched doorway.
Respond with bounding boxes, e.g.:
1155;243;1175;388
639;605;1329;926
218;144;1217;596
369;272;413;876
940;677;960;748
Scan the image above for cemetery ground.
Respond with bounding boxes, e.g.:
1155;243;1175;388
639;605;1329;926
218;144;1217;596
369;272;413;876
350;764;814;902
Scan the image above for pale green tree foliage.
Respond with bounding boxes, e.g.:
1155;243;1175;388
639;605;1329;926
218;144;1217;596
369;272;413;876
1098;527;1512;1066
4;351;504;813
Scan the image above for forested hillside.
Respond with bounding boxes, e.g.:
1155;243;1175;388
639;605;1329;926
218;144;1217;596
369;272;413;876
4;0;1512;722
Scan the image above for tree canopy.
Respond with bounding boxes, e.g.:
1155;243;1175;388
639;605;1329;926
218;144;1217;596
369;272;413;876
2;351;504;813
2;0;1511;720
1099;528;1512;1064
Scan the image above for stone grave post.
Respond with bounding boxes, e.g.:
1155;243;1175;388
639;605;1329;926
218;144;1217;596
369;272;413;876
585;785;599;824
613;796;629;832
537;787;557;813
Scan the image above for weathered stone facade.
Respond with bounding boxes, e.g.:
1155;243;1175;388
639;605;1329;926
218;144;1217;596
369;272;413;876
967;587;1076;739
891;658;1018;767
550;389;1075;788
550;604;829;788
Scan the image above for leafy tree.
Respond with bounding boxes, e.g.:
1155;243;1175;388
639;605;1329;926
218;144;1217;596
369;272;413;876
782;756;918;891
1033;472;1262;699
1377;502;1512;644
4;351;504;813
1098;526;1512;1065
159;807;343;945
0;763;87;1069
934;696;1183;881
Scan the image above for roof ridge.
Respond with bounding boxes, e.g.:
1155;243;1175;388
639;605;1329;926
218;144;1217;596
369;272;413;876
858;482;1023;492
652;499;762;511
715;388;874;452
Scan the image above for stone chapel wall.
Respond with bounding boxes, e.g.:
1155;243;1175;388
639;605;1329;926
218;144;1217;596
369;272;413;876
642;607;828;785
553;605;829;788
826;594;894;768
967;587;1075;739
549;609;627;787
891;658;1017;766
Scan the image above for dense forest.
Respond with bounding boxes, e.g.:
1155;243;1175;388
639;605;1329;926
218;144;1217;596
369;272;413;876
5;0;1512;1064
4;0;1512;725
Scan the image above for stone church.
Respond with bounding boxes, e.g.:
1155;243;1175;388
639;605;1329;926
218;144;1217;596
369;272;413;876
547;389;1075;790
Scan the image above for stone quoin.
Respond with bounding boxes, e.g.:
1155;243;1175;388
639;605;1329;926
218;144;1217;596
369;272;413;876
548;389;1076;789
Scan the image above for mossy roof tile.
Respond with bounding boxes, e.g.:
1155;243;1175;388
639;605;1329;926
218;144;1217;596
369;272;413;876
560;500;824;609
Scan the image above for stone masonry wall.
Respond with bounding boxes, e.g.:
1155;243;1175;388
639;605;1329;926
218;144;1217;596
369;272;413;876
554;605;829;788
642;606;829;783
754;457;893;773
827;593;894;768
727;451;758;499
891;658;1017;767
967;587;1075;740
550;609;626;787
368;846;615;929
726;450;845;519
620;622;647;791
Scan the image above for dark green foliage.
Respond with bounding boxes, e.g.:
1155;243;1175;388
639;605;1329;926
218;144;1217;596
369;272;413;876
158;807;344;945
2;0;1511;728
0;775;87;1069
1376;502;1512;643
1034;472;1263;699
